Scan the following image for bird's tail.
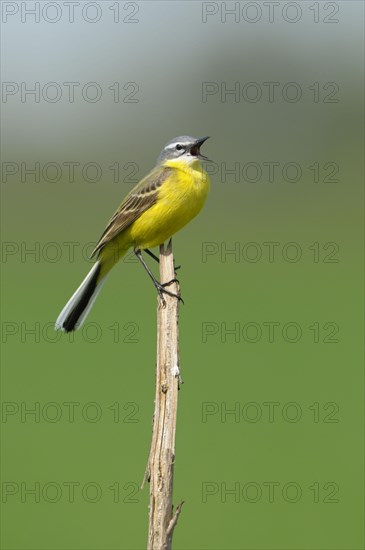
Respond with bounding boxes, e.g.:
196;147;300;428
55;261;107;332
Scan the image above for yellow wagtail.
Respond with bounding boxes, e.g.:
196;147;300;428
55;135;210;332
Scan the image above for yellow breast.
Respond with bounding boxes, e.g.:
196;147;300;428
129;159;210;249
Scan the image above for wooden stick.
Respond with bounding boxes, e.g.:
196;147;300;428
143;239;183;550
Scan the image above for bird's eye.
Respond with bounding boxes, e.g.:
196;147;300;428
175;144;183;151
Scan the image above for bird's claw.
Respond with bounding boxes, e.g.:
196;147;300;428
162;278;179;288
156;282;184;305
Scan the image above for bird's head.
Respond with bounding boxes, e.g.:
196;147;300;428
157;135;210;165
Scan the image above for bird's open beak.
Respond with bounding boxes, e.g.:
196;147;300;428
190;136;210;160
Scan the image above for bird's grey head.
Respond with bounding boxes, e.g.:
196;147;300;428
157;135;210;164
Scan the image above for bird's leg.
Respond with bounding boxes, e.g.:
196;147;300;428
145;247;181;272
144;248;181;273
134;249;183;305
145;249;160;264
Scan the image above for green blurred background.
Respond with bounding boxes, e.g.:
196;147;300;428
1;1;364;548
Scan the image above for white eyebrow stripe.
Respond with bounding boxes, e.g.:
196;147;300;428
165;141;190;149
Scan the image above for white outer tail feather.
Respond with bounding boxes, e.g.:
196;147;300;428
55;262;107;331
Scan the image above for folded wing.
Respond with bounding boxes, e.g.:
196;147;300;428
91;166;173;258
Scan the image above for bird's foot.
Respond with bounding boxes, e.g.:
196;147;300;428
156;281;184;306
162;278;179;288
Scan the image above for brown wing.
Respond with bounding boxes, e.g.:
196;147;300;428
91;166;172;258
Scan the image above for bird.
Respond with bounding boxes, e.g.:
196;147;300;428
55;135;211;332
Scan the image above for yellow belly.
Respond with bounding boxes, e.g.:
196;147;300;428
128;161;210;249
98;160;209;279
